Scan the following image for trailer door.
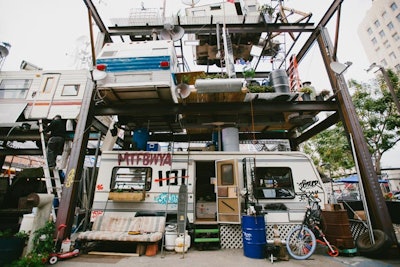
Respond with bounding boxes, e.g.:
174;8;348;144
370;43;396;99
29;73;60;118
216;159;241;224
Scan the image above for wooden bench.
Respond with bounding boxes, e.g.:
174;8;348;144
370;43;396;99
76;215;166;255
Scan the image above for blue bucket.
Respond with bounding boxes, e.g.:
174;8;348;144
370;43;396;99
242;215;266;259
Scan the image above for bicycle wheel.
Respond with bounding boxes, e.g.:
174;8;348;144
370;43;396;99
286;225;317;260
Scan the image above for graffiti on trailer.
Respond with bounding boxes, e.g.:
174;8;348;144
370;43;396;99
118;152;172;166
297;179;322;199
155;193;179;205
157;169;187;187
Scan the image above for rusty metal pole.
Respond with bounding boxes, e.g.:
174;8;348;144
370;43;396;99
317;27;398;246
55;78;96;240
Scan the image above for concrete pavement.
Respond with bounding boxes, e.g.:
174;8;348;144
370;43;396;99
54;247;400;267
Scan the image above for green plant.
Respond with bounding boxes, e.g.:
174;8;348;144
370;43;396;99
180;75;190;84
242;67;256;79
247;84;275;93
11;220;55;266
299;86;313;94
0;229;29;240
258;4;275;15
319;89;330;97
198;73;228;79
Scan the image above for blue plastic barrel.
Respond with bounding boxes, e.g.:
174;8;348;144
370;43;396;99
133;128;149;151
242;215;266;259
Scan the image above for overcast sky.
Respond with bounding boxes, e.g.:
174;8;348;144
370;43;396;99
0;0;398;167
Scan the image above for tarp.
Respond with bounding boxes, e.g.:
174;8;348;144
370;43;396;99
334;174;388;183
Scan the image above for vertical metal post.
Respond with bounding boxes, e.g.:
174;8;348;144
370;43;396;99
317;27;397;245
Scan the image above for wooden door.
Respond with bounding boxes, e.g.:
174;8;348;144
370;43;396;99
216;159;240;224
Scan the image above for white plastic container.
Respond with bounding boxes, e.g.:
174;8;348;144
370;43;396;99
175;231;191;253
165;224;178;250
61;238;71;253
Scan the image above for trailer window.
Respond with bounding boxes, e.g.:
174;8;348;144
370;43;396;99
253;167;295;199
110;167;151;192
0;79;31;99
62;84;80;96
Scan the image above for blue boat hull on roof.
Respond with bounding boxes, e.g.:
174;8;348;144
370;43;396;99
96;56;170;72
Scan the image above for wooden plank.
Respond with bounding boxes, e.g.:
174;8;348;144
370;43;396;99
88;251;139;257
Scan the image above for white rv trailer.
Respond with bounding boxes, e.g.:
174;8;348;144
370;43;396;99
0;70;93;126
91;150;327;229
93;40;179;104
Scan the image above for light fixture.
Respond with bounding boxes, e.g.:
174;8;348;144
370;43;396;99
330;61;352;75
20;60;42;70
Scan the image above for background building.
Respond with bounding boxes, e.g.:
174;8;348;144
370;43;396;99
358;0;400;72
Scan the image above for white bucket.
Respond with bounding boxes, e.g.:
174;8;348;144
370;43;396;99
175;231;191;253
222;127;239;151
165;224;177;250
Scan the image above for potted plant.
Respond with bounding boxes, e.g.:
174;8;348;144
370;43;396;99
247;84;275;93
299;86;314;101
242;66;256;80
316;89;331;101
258;4;275;23
11;220;56;266
0;230;29;266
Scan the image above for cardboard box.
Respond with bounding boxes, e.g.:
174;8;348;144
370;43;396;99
354;210;366;221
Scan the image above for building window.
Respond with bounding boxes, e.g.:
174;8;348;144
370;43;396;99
397;13;400;22
395;64;400;71
374;20;380;27
384;40;391;48
390;2;398;11
376;47;381;52
387;22;394;31
389;52;397;60
372;37;378;45
381;59;388;66
393;32;400;41
367;27;373;35
382;11;388;19
379;30;386;38
0;79;31;99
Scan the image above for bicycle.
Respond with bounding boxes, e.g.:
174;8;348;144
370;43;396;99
285;192;339;260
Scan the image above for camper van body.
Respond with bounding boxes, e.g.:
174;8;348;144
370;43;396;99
0;70;93;126
91;151;327;226
94;40;179;103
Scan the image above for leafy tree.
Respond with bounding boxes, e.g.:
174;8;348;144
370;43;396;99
303;70;400;176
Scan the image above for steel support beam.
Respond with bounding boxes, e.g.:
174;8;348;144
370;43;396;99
55;84;96;240
318;27;397;246
107;22;315;37
93;101;338;116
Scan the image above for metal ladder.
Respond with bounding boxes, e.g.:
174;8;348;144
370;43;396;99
38;119;63;221
160;144;189;258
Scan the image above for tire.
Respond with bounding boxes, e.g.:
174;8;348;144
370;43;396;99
356;229;392;257
48;256;58;265
286;225;316;260
327;245;339;257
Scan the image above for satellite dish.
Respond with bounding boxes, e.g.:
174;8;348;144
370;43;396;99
92;69;107;81
159;24;185;41
330;61;352;75
175;83;191;99
0;42;11;58
182;0;200;7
